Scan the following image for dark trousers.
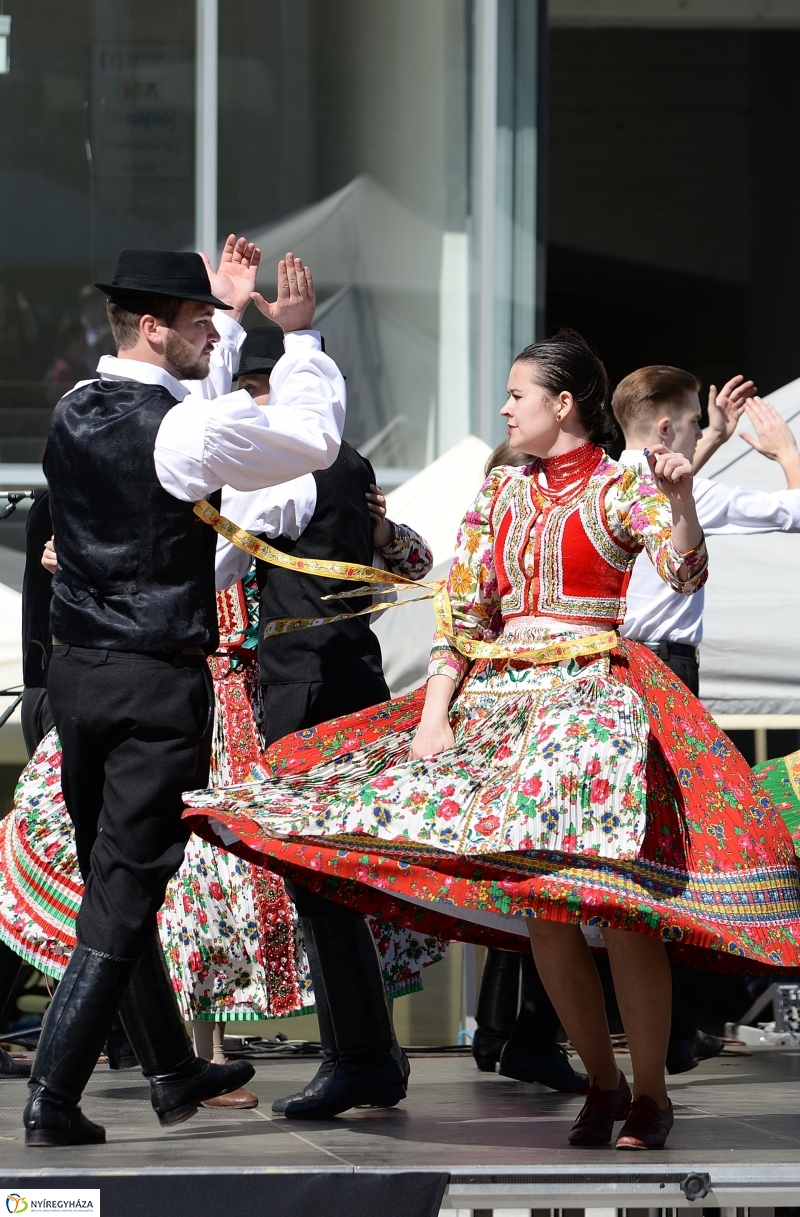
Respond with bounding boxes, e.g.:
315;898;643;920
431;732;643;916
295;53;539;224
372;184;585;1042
20;687;55;759
47;645;213;959
260;671;390;750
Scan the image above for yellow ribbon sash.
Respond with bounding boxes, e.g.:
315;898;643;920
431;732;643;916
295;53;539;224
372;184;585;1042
195;499;617;664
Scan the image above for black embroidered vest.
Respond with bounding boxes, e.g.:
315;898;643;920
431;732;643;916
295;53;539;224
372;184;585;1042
44;378;220;652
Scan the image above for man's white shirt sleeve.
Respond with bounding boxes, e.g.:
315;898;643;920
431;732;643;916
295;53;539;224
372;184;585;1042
154;330;345;500
693;477;800;534
618;448;800;645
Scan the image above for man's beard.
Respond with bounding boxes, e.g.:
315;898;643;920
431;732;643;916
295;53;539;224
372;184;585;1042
164;329;210;380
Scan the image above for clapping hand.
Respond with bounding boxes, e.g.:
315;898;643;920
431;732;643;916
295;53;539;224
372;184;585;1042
707;375;757;444
200;235;261;323
740;397;800;463
251;253;316;334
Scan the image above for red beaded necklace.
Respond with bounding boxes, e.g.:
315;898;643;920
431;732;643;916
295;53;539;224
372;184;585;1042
535;442;604;505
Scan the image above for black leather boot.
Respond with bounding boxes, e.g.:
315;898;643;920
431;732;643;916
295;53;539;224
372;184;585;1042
119;932;254;1127
666;1028;723;1074
499;956;589;1093
104;1016;138;1071
472;948;521;1072
24;942;138;1147
279;913;407;1119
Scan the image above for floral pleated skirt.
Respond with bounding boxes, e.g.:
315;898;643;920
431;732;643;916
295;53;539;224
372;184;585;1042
183;637;800;973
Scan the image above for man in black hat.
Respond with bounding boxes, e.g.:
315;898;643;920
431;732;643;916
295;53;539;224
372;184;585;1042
216;323;434;1119
25;241;346;1148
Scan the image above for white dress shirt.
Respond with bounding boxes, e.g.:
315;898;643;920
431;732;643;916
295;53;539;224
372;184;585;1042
619;448;800;645
89;320;345;502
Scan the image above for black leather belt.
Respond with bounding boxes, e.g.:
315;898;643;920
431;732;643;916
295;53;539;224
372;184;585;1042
641;640;698;661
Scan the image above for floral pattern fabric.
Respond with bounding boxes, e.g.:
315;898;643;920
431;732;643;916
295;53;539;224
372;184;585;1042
754;752;800;854
187;646;650;862
377;521;434;581
430;458;708;683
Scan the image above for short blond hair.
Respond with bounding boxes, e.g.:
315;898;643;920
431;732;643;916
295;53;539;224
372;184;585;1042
612;365;700;433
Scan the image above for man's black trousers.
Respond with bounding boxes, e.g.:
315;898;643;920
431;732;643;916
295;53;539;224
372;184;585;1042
260;670;390;750
47;645;213;958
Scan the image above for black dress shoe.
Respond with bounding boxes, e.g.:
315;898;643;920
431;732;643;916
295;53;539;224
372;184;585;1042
273;911;409;1118
24;1087;106;1147
666;1029;723;1075
282;1049;406;1119
148;1055;256;1127
499;1041;590;1093
0;1046;31;1078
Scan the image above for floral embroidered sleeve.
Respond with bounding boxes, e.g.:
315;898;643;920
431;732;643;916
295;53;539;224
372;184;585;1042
428;472;504;683
378;521;434;581
608;468;708;595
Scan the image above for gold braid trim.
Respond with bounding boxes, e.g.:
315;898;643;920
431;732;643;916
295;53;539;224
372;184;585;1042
195;499;618;664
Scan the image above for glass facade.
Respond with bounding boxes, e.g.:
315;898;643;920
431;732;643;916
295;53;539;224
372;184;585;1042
0;0;544;491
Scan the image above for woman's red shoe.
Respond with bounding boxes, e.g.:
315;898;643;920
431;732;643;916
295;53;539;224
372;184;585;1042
568;1073;632;1146
615;1096;674;1150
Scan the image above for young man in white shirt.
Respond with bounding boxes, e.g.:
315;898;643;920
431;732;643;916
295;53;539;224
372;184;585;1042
614;366;800;1074
27;242;346;1148
614;365;800;695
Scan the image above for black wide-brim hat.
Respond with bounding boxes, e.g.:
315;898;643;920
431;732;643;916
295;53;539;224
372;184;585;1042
234;325;285;377
95;249;232;308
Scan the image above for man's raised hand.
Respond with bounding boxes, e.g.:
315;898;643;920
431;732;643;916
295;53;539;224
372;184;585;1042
250;253;316;333
707;374;757;444
200;235;262;323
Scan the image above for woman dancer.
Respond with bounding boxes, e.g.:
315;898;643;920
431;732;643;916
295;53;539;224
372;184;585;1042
184;330;800;1151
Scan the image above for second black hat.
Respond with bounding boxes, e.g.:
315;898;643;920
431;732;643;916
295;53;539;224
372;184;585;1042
235;325;286;377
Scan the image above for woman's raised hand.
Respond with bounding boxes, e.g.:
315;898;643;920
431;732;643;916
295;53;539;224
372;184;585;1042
645;444;703;555
645;444;694;505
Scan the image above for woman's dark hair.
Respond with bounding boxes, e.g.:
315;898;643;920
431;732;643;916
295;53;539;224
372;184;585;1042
513;328;617;447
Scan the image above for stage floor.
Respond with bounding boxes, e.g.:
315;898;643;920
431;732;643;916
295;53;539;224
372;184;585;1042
4;1049;800;1208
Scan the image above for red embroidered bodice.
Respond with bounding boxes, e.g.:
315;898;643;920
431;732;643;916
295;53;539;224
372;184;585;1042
491;449;639;625
429;446;709;681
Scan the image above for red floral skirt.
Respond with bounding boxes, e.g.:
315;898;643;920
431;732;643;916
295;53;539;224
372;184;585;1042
184;639;800;973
